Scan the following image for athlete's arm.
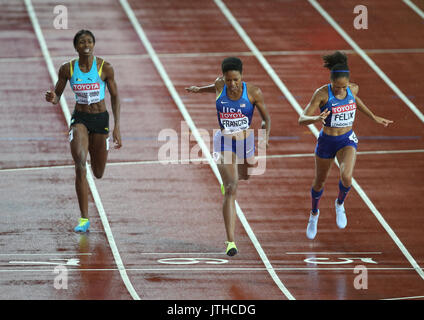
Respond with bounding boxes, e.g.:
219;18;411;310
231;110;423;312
104;61;122;148
45;63;69;105
185;77;223;94
251;86;270;147
298;87;330;126
351;84;393;127
185;84;215;93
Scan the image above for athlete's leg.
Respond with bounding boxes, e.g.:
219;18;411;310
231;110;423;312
237;157;255;181
70;124;89;219
332;146;356;229
311;155;334;213
306;155;334;239
237;131;255;181
88;133;109;179
217;151;238;244
335;146;356;201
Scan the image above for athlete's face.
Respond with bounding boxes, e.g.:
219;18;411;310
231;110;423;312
75;34;95;56
331;77;349;97
224;70;242;95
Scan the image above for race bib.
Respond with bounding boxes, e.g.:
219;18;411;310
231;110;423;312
330;103;356;128
219;112;249;134
72;83;101;105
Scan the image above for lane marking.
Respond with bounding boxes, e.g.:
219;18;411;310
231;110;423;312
403;0;424;19
24;0;140;300
2;47;424;63
0;165;74;173
1;148;423;173
119;0;295;301
304;257;378;265
9;258;80;266
141;252;225;255
308;0;424;124
382;295;424;301
0;267;423;272
286;252;382;255
214;0;424;281
0;253;92;256
356;149;424;155
157;258;228;265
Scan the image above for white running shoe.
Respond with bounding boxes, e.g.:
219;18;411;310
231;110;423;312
335;199;347;229
306;211;319;240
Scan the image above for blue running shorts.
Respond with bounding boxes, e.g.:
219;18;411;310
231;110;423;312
315;129;358;159
213;130;255;160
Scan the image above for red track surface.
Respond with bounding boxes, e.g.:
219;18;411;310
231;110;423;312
1;0;424;301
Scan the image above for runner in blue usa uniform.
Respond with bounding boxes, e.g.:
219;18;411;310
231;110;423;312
298;51;393;240
186;57;271;256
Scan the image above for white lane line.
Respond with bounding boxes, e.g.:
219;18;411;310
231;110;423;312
0;253;92;256
2;48;424;63
9;260;79;266
214;0;424;281
286;252;382;255
356;149;424;155
119;0;295;301
1;148;424;173
0;267;422;272
0;164;75;173
382;295;424;300
140;252;225;255
403;0;424;19
308;0;424;124
24;0;140;300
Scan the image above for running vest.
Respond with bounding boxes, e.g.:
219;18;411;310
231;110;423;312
321;84;357;128
69;56;105;105
216;82;255;134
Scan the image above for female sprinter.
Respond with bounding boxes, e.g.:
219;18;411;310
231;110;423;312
298;51;393;240
186;57;271;256
45;30;122;232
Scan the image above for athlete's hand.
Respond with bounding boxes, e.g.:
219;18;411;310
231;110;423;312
185;86;200;93
113;126;122;149
45;90;58;104
317;110;331;125
374;116;393;127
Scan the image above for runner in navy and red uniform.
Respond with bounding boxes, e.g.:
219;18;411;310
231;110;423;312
186;57;271;256
45;30;122;233
298;51;393;240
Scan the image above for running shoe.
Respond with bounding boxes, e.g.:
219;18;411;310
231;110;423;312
74;218;90;232
335;199;347;229
225;241;238;256
306;210;319;240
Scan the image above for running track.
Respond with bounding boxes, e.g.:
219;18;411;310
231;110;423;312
0;0;424;301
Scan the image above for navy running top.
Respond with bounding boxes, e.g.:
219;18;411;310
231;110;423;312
320;84;357;128
215;82;255;134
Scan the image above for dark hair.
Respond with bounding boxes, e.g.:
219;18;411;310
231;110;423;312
222;57;243;74
323;51;349;80
73;30;96;48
